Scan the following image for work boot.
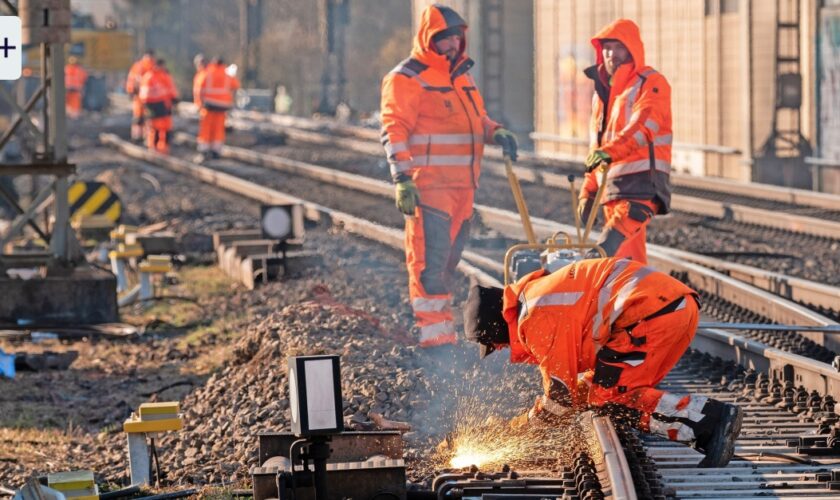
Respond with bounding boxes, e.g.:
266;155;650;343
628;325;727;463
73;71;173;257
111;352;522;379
692;399;744;467
210;150;221;160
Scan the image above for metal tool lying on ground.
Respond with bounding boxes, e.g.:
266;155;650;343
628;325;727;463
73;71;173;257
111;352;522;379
502;155;608;284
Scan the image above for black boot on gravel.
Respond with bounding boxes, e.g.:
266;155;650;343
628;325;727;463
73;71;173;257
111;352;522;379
693;399;744;468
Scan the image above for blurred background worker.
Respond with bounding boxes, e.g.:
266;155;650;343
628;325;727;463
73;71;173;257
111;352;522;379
464;257;744;468
194;57;240;162
126;49;156;142
578;19;672;265
139;59;178;155
64;56;88;120
192;53;206;107
380;4;518;348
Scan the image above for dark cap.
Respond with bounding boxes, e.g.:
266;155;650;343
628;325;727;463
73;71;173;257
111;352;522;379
432;25;466;44
463;284;509;358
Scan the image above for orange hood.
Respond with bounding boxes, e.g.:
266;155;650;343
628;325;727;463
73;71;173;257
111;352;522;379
591;18;645;69
502;269;547;364
411;4;468;69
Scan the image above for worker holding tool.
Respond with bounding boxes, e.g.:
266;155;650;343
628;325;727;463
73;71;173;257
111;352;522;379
195;57;240;162
380;4;517;348
579;19;672;264
126;49;156;142
464;257;744;468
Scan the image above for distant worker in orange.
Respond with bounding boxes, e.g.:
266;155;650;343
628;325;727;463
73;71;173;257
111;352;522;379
126;49;156;142
380;4;517;348
191;53;206;107
139;59;178;154
464;257;744;468
194;57;240;162
578;19;672;265
64;56;88;120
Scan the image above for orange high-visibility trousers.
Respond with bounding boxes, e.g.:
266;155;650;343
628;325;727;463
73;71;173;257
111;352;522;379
197;108;227;153
131;96;145;140
405;188;474;347
146;116;172;154
596;198;658;264
586;295;700;439
66;90;82;119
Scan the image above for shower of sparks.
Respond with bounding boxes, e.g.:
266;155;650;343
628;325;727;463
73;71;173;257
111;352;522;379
432;396;583;470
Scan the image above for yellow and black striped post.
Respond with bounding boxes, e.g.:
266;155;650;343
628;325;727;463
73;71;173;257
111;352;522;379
68;181;122;224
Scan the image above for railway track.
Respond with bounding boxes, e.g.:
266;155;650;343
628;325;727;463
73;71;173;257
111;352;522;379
100;134;840;498
164;131;840;357
229;109;840;232
216;113;840;293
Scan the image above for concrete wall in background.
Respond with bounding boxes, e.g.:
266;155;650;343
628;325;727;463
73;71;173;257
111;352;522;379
819;4;840;193
533;0;831;190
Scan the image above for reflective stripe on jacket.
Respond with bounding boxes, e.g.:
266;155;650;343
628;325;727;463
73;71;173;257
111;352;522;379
65;64;88;92
139;67;177;105
581;19;672;214
197;63;239;110
501;257;695;401
380;4;500;189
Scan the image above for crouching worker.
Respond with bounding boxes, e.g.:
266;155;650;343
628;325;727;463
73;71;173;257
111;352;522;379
463;257;743;467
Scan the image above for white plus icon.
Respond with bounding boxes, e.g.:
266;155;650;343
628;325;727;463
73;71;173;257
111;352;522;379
0;16;21;80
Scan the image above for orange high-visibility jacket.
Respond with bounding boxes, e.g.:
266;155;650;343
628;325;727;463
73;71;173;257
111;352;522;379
581;19;673;213
139;67;177;105
196;63;240;111
126;55;154;96
502;258;695;402
380;4;500;189
65;63;88;92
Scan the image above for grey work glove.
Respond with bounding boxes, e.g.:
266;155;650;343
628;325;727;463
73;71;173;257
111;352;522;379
395;179;420;215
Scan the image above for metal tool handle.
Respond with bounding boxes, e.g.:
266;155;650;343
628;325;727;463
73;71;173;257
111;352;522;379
582;164;609;244
504;155;537;245
568;174;584;245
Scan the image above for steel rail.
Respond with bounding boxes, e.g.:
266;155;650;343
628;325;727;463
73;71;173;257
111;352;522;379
647;362;840;498
589;413;638;500
100;133;500;290
170;131;840;354
230;109;840;212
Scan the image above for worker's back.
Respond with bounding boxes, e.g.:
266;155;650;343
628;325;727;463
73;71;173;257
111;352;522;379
198;64;239;111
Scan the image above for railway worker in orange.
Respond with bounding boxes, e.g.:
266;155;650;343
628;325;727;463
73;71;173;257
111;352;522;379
380;4;517;348
464;257;744;468
578;19;672;265
195;57;240;162
64;56;88;120
192;53;206;107
126;49;156;142
139;59;178;155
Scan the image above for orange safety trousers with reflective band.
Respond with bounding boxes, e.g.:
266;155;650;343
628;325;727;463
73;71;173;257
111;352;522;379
197;108;227;153
65;91;82;119
503;258;701;440
405;188;473;347
598;198;658;264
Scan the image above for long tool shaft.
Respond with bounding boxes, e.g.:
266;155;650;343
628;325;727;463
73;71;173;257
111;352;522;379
699;322;840;334
582;165;609;243
504;156;537;244
568;175;583;245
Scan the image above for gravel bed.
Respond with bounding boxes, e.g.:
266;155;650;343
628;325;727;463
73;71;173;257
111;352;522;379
1;126;557;489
